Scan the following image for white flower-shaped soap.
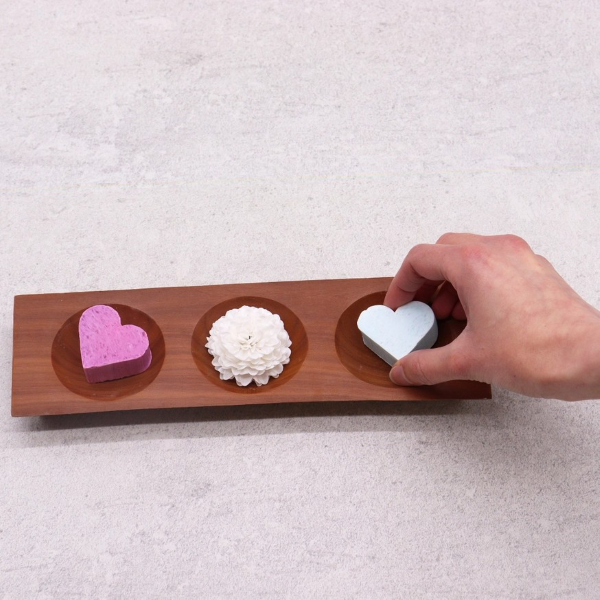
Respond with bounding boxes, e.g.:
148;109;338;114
206;305;292;386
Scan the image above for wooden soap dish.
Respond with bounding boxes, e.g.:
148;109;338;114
11;277;491;417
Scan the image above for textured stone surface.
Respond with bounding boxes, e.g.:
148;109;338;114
1;1;600;598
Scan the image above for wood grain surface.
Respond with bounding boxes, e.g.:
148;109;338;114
12;278;491;416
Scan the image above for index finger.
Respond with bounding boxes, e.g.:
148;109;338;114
384;244;458;309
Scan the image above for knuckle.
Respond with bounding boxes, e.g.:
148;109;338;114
535;253;551;267
411;243;429;255
407;243;428;262
437;232;458;244
501;234;531;252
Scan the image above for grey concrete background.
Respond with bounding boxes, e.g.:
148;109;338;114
2;1;600;598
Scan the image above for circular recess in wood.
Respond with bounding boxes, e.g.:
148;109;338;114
51;304;166;400
335;291;398;388
192;296;308;394
336;292;459;388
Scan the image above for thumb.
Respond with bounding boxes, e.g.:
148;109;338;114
389;343;468;386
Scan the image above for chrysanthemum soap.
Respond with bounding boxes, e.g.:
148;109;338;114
78;305;152;383
357;301;438;366
206;305;292;386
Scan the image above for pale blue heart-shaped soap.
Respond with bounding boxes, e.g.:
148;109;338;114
357;301;438;366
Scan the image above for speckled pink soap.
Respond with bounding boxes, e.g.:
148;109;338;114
78;305;152;384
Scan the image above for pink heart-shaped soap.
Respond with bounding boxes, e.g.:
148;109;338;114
79;305;152;383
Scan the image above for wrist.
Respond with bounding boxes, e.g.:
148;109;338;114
563;310;600;400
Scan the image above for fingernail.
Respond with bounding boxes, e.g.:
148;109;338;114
390;364;412;386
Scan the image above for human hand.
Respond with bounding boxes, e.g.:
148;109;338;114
384;233;600;400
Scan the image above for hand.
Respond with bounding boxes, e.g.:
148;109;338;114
384;233;600;400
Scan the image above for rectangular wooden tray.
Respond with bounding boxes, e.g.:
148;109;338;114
12;277;491;416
